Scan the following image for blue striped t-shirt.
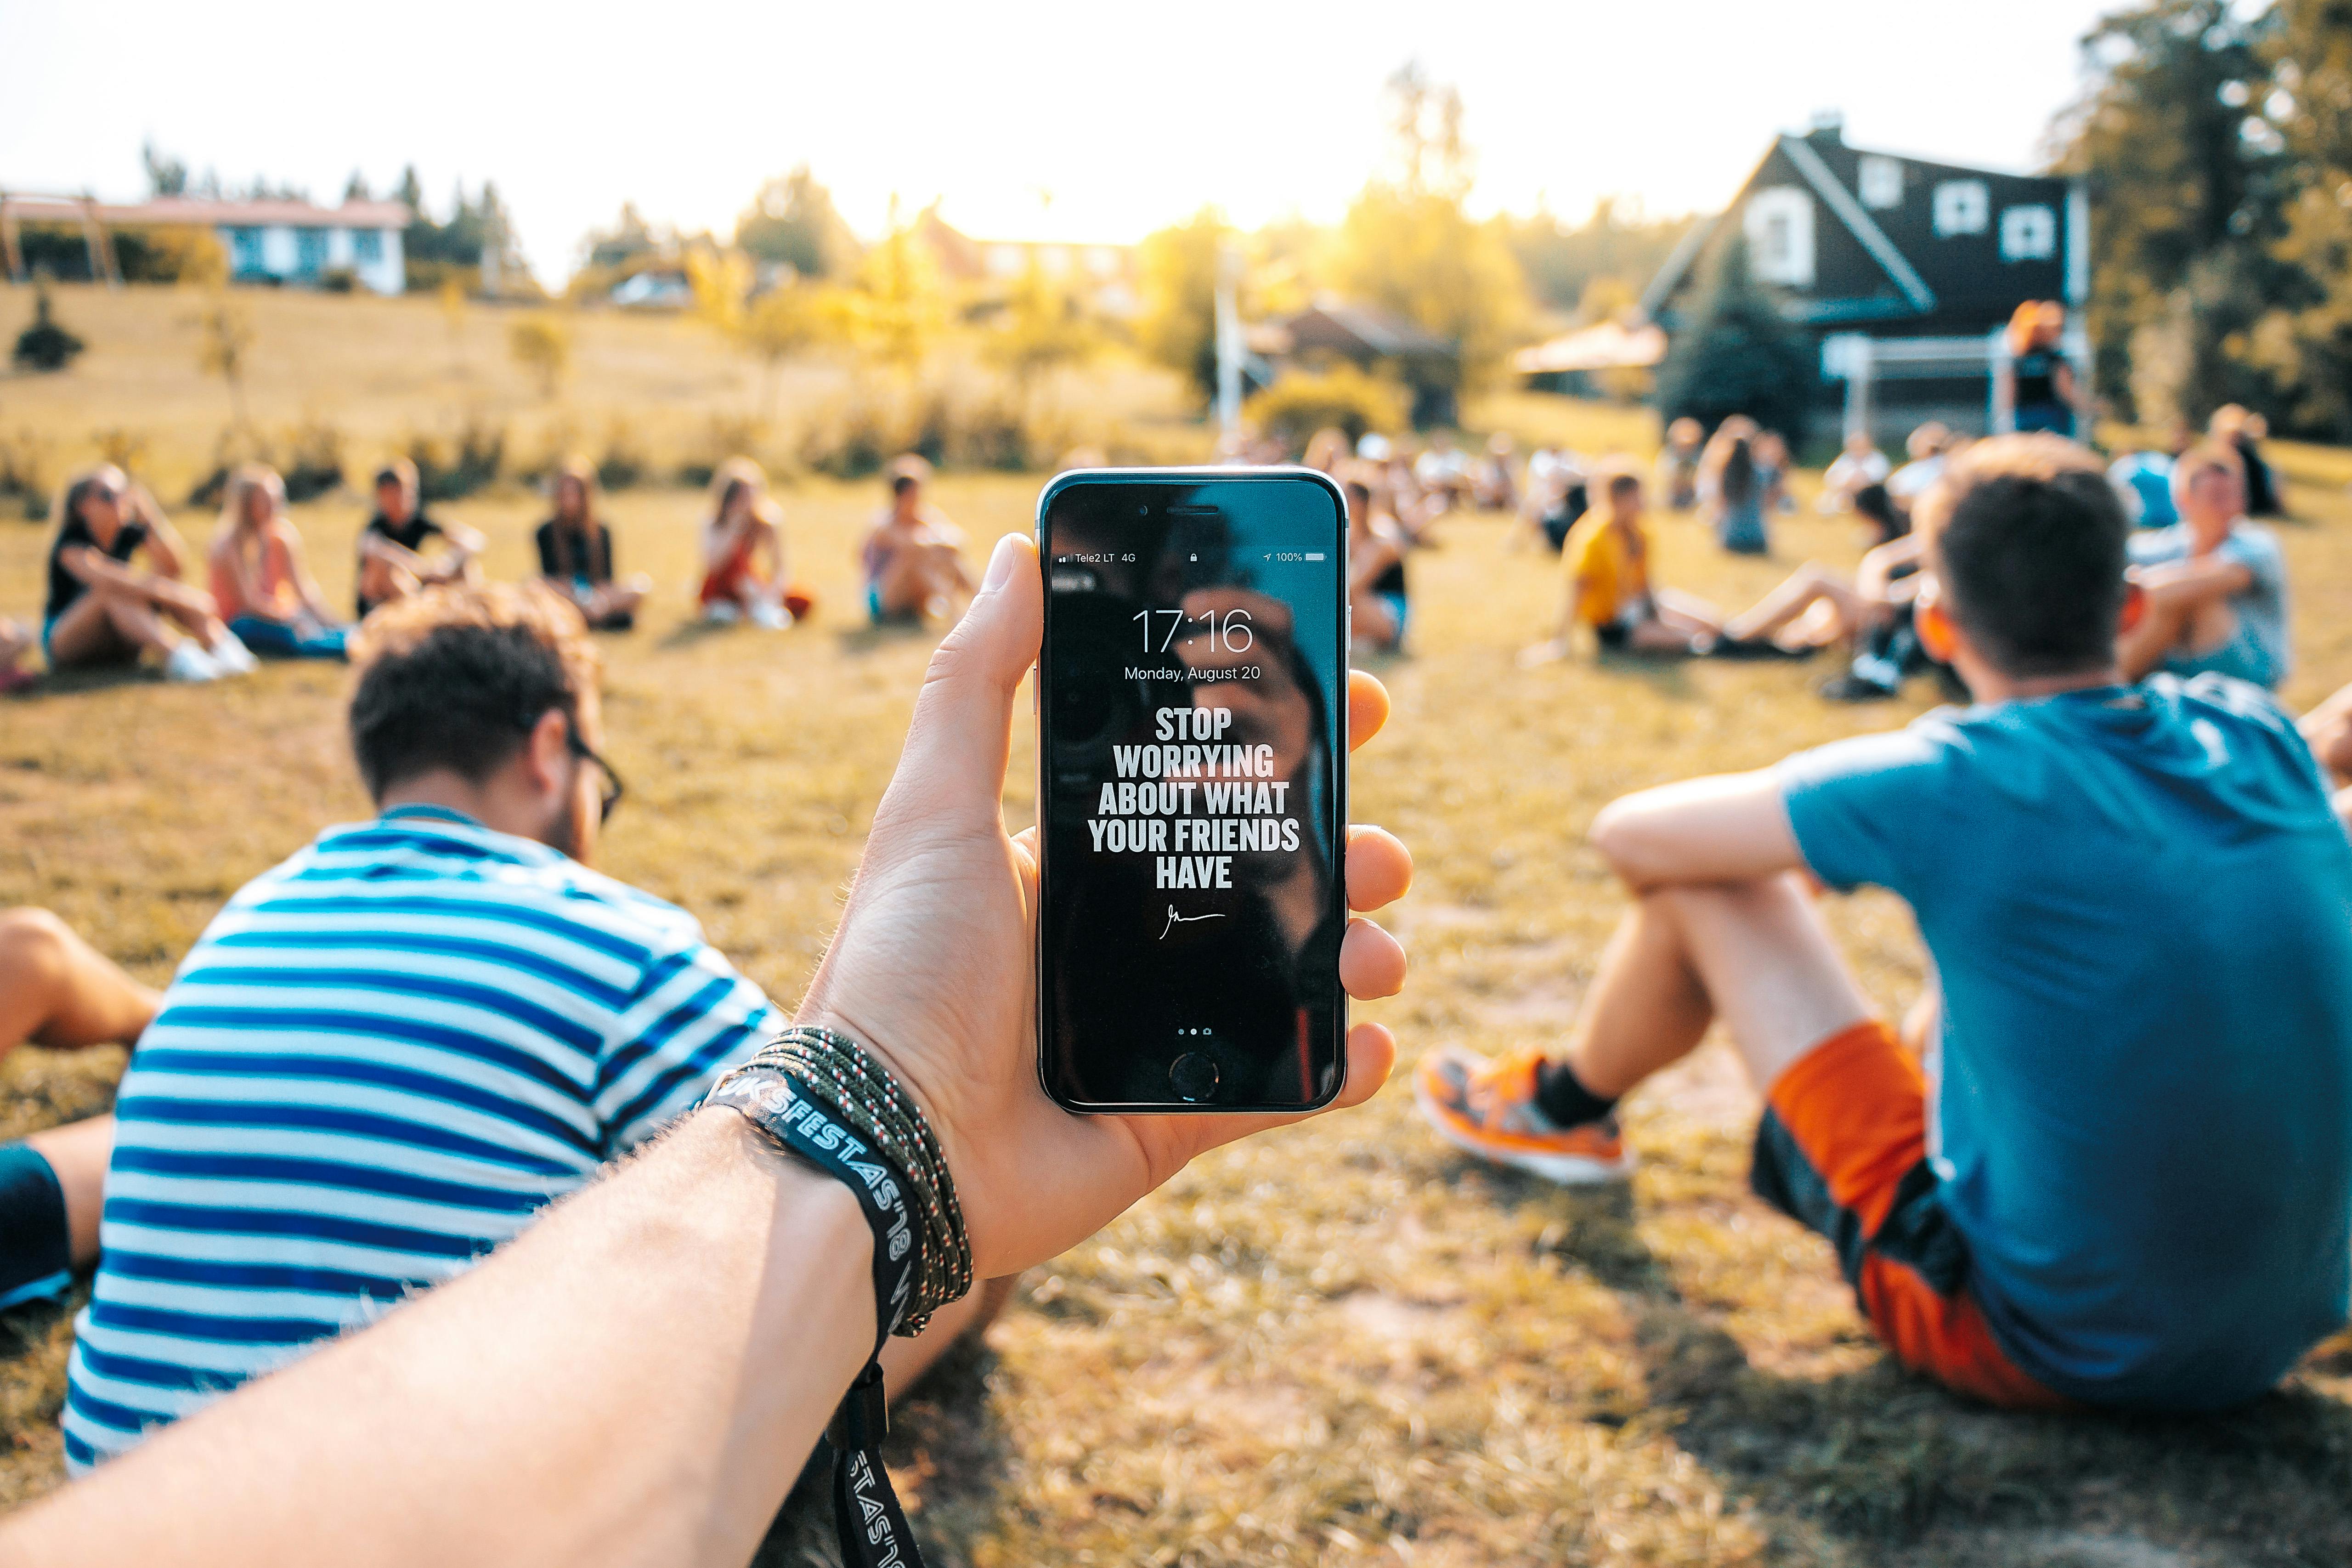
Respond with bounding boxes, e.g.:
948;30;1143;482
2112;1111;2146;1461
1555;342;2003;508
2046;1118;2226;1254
62;805;777;1471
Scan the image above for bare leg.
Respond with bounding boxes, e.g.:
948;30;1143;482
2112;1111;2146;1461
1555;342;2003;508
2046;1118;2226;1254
0;908;161;1053
1653;588;1726;639
0;911;157;1274
358;557;422;613
875;1274;1020;1403
1561;875;1876;1100
23;1116;113;1269
43;589;168;667
1722;565;1869;646
2300;682;2352;783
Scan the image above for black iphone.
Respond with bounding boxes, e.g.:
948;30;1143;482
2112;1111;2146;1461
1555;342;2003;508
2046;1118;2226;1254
1035;467;1349;1114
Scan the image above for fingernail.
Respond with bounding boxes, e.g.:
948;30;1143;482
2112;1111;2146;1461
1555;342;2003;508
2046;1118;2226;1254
982;533;1022;593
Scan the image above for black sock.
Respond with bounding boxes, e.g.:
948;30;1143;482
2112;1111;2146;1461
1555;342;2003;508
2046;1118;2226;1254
1533;1059;1619;1129
0;1142;71;1310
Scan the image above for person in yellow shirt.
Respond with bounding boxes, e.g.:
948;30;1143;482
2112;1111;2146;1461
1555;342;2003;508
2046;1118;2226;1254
1521;463;1725;663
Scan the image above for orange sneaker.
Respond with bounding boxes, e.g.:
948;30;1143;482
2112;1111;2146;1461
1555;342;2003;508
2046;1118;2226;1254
1413;1044;1635;1184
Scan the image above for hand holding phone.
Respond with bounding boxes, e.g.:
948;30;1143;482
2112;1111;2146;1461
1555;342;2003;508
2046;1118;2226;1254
794;529;1409;1276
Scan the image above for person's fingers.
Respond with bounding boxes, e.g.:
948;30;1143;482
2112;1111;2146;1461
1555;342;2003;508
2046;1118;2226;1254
1344;825;1412;911
879;534;1040;832
1347;670;1389;752
1338;915;1406;1000
1331;1022;1396;1108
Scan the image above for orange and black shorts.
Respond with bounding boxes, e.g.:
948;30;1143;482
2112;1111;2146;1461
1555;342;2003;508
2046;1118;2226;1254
1750;1019;2069;1410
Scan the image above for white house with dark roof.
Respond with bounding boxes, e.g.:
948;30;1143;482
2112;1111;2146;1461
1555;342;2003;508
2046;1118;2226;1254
0;193;408;294
1643;115;2088;439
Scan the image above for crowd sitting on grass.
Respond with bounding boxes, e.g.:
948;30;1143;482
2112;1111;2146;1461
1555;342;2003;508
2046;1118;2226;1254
0;450;996;692
3;416;2351;1558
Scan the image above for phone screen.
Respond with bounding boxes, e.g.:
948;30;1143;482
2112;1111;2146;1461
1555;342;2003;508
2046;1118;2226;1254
1036;470;1348;1112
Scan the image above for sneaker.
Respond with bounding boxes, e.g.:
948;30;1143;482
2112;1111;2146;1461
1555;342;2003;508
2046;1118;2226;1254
207;632;260;674
748;601;792;630
1817;671;1897;702
1413;1044;1635;1184
163;642;225;683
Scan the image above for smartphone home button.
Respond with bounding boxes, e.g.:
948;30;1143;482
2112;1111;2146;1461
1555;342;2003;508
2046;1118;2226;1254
1169;1052;1219;1103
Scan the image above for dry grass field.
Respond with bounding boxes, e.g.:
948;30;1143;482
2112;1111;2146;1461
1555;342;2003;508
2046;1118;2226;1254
2;372;2352;1564
0;282;1205;504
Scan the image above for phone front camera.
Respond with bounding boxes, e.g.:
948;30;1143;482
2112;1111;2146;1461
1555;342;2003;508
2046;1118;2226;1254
1138;506;1148;515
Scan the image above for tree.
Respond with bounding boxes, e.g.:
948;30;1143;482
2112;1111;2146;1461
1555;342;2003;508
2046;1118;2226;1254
143;142;188;198
509;314;572;401
985;259;1100;391
840;204;944;374
2049;0;2288;413
194;288;257;430
1653;236;1814;440
343;170;373;203
1135;208;1233;405
2247;0;2352;438
735;167;859;280
1505;197;1700;315
1330;64;1531;397
690;249;837;416
11;284;85;372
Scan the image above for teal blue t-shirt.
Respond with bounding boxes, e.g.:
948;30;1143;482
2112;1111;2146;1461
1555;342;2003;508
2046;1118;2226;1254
1778;676;2352;1410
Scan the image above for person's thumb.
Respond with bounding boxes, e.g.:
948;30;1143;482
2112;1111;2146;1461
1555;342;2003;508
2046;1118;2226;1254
882;532;1040;832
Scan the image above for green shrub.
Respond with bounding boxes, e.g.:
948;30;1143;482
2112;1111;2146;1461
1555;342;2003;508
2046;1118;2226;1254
0;430;56;521
1243;365;1407;449
594;415;648;491
679;413;772;488
11;285;85;373
406;414;507;500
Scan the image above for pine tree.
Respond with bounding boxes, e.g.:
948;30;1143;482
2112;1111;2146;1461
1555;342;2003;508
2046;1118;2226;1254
1654;235;1814;441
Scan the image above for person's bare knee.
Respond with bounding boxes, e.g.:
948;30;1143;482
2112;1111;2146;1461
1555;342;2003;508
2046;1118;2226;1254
0;909;72;1013
1654;876;1874;1093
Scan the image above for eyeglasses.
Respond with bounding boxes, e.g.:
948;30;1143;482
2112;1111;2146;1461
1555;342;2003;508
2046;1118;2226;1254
563;719;626;826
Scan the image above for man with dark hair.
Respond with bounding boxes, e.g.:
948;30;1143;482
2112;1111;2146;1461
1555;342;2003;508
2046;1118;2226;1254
58;583;1000;1471
1422;435;2352;1413
355;458;484;619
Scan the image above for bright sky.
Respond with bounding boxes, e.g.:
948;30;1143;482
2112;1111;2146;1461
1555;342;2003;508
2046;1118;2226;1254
6;0;2120;283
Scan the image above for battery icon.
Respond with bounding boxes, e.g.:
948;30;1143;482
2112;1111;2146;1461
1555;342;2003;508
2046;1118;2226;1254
1304;552;1326;560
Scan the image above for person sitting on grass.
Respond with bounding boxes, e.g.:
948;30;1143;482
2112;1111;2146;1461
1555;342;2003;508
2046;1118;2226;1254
0;617;35;694
54;582;996;1472
1696;417;1770;555
0;909;158;1313
698;458;807;629
1656;417;1704;510
1346;475;1410;655
535;459;650;632
0;535;1413;1568
2115;441;2290;691
1713;493;1924;660
1818;431;1890;514
1520;464;1724;664
43;466;254;683
206;464;351;660
1422;433;2352;1415
861;454;974;626
355;458;484;620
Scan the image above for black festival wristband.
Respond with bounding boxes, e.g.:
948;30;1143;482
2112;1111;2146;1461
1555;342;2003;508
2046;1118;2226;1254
704;1065;917;1357
704;1066;930;1568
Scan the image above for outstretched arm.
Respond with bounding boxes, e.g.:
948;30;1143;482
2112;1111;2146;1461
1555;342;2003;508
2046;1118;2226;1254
7;1113;874;1568
1589;770;1806;893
